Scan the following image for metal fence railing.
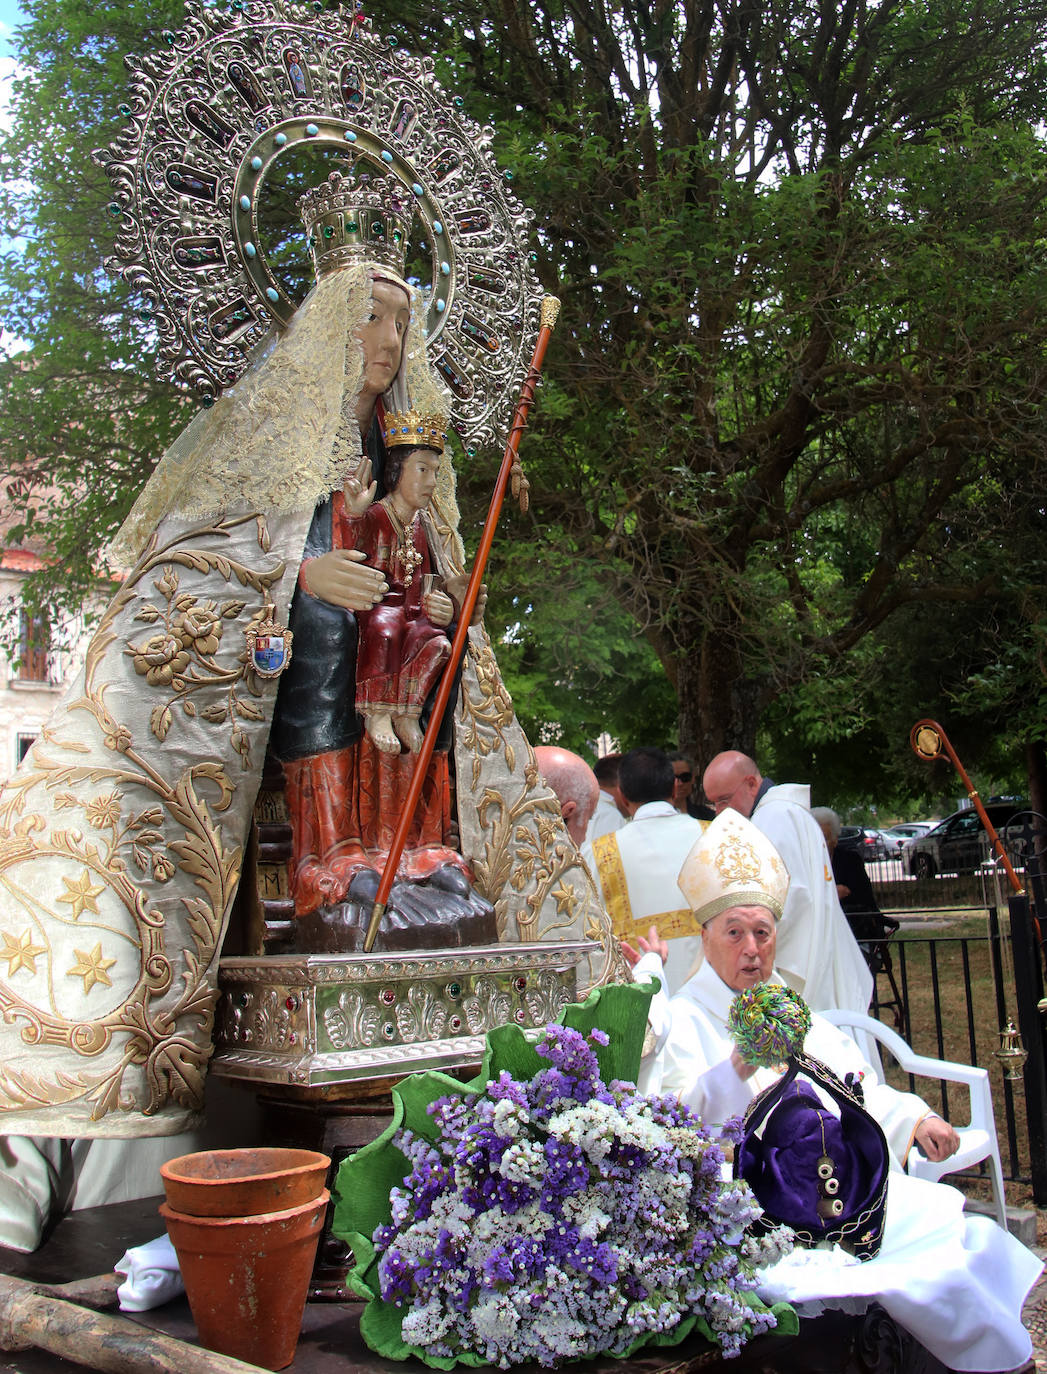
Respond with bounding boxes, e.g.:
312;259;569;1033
863;916;1029;1187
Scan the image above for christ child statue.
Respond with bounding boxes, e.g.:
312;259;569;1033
338;410;455;755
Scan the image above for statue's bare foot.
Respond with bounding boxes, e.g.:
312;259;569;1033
365;713;400;754
393;714;424;753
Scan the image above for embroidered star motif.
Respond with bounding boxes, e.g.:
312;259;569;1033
67;943;116;995
551;881;576;917
57;870;105;920
1;928;47;976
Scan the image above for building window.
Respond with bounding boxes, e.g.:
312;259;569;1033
17;608;50;683
16;733;36;764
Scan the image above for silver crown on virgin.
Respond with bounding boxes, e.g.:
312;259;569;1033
298;169;414;280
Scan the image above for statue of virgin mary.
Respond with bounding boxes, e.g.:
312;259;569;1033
0;171;619;1150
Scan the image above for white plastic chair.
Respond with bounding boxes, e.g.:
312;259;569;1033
820;1008;1008;1230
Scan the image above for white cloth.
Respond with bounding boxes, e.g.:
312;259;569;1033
115;1234;184;1311
634;956;1042;1373
582;802;705;994
752;784;872;1013
584;790;626;845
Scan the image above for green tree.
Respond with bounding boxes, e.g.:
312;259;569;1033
387;0;1047;780
0;0;191;630
4;0;1047;796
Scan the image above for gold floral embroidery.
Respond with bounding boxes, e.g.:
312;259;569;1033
0;511;292;1122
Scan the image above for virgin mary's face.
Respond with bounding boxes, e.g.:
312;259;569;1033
354;277;411;400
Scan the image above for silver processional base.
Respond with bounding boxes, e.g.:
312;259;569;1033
209;940;596;1090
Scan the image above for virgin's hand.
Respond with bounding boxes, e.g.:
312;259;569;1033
302;550;387;611
423;590;454;627
344;457;377;517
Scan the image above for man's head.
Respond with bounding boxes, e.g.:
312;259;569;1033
534;746;599;846
810;806;841;854
701;905;777;991
668;752;695;813
593;752;628;817
676;808;789;990
702;750;763;818
618;746;675;814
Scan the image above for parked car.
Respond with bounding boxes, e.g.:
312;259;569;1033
905;804;1030;879
837;826;888;862
881;821;936;857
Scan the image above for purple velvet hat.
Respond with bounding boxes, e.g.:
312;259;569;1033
734;1053;890;1261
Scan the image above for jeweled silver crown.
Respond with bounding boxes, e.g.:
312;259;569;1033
299;169;414;280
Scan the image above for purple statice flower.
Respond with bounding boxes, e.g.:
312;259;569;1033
370;1024;792;1366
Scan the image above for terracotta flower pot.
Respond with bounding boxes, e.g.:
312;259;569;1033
161;1190;329;1370
160;1146;330;1217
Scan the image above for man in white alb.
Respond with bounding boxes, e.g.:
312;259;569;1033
583;747;705;994
622;810;1040;1374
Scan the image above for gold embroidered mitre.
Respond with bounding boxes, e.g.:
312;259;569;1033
677;809;790;926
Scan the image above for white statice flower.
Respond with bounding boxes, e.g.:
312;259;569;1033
470;1209;505;1244
497;1137;545;1184
549;1098;666;1164
472;1291;520;1344
562;1187;611;1239
492;1096;528;1137
666;1123;717;1161
744;1222;795;1267
401;1296;457;1348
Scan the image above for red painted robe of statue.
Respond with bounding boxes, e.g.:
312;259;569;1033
282;488;464;916
341;497;451;720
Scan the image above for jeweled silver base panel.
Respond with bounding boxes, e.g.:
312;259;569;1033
211;941;595;1086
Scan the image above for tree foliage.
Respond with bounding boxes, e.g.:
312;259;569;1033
2;0;1047;794
396;0;1047;787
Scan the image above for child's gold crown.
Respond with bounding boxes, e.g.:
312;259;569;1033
383;410;447;454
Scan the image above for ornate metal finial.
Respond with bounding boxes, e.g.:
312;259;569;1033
92;0;545;448
382;409;447;454
299;167;414;280
993;1019;1028;1082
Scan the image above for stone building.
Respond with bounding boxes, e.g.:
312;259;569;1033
0;539;89;782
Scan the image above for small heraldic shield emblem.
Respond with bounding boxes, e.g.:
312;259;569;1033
246;599;293;678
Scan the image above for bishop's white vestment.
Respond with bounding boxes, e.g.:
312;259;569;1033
582;801;706;994
751;784;873;1013
634;954;1041;1373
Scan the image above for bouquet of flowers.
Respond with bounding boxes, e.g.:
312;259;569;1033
333;984;796;1369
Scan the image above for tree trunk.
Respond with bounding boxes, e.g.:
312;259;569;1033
675;625;764;774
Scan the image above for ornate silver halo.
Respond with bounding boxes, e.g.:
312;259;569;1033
92;0;543;450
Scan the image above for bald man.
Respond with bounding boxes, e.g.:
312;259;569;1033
701;751;871;1013
533;746;600;847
